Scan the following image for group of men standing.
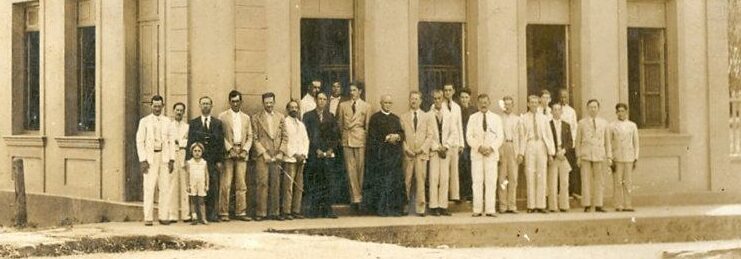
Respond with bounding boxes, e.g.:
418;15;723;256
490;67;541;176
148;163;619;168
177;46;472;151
135;80;640;225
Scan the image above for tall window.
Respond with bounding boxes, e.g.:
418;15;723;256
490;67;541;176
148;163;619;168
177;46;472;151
74;0;96;133
526;25;569;102
24;5;40;131
628;28;667;129
77;26;95;131
300;19;352;97
418;22;464;110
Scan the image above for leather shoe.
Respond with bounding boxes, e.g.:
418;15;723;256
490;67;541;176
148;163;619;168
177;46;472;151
595;207;607;213
158;220;170;225
237;216;252;221
559;209;569;213
253;216;265;221
292;214;305;219
326;213;338;219
584;206;592;212
144;221;153;226
485;213;497;217
623;208;635;212
440;209;452;216
472;213;483;217
432;209;441;216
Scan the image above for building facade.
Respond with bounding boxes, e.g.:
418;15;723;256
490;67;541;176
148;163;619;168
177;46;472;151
0;0;737;204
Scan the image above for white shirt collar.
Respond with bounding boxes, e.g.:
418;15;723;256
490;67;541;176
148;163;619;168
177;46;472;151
230;109;241;116
381;110;391;115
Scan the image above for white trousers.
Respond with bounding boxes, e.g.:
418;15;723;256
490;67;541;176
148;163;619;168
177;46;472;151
429;151;451;209
581;160;605;207
448;149;460;200
168;149;189;220
471;155;498;214
143;154;170;222
547;158;571;210
613;162;633;209
525;140;547;209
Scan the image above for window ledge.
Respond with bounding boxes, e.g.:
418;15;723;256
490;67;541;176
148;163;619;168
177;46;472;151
732;155;741;163
638;131;692;146
2;135;47;147
55;136;104;149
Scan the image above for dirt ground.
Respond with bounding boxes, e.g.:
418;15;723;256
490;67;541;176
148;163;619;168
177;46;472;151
24;232;741;259
4;205;741;258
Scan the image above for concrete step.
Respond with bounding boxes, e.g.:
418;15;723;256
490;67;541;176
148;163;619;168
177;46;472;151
277;205;741;247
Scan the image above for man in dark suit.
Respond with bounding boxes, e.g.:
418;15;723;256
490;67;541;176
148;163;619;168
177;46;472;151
327;81;351;204
304;92;341;218
547;103;573;212
186;96;225;222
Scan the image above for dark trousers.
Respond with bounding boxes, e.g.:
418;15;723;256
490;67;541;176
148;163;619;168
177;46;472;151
305;159;335;217
566;149;580;196
459;147;473;200
206;162;220;221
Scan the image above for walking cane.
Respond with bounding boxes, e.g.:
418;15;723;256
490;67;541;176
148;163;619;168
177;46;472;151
276;162;305;193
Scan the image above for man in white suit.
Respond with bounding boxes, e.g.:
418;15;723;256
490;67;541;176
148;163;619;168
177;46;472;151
168;102;189;223
400;91;434;216
429;89;459;216
217;90;253;221
520;95;556;214
466;94;503;217
575;99;612;213
136;95;175;226
281;99;310;220
437;84;465;202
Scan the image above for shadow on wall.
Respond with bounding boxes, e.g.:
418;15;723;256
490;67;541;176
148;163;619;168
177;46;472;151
0;191;142;228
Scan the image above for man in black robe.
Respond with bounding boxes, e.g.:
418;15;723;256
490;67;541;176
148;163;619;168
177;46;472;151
362;95;406;216
303;93;340;218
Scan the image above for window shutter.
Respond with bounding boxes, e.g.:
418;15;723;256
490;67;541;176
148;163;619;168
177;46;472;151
638;30;667;128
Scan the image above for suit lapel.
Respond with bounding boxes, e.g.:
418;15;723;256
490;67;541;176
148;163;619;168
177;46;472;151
260;112;273;139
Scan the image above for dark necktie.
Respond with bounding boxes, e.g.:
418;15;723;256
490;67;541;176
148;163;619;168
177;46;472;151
413;111;418;132
593;118;597;130
482;113;487;131
352;101;357;114
205;117;210;130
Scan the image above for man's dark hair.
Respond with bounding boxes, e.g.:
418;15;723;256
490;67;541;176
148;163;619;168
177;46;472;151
173;102;186;110
349;80;364;92
262;92;276;101
459;88;471;96
286;99;299;110
540;89;551;97
151;95;164;103
199;96;212;104
587;99;600;107
615;103;628;111
502;95;514;102
228;90;242;101
477;94;489;100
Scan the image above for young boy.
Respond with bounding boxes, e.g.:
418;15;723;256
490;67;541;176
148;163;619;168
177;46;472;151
187;142;210;224
610;103;639;212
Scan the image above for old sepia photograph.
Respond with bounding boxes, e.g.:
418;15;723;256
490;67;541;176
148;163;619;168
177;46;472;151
0;0;740;258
